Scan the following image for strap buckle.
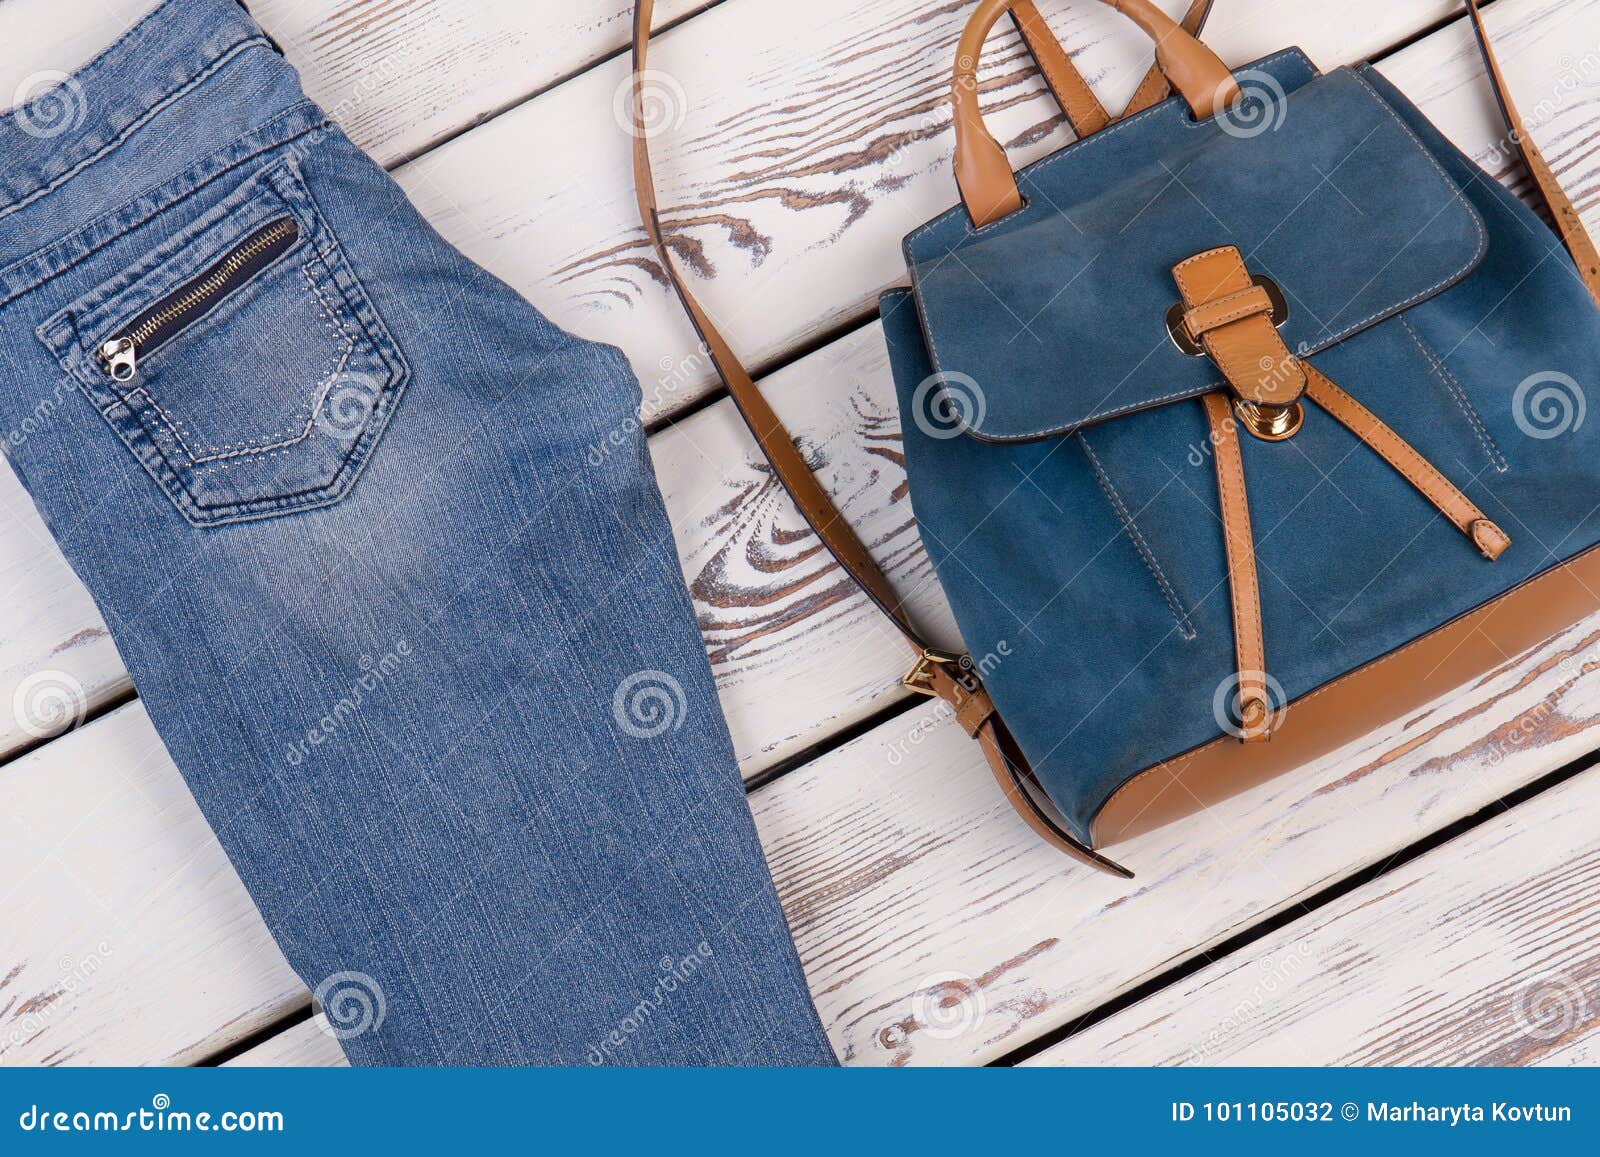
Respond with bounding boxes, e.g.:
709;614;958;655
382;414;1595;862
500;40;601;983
901;648;970;696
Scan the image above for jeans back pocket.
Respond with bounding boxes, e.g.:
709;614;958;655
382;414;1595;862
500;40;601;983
38;159;409;526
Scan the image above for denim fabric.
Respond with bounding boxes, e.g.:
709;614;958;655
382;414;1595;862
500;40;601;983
0;0;834;1066
883;53;1600;842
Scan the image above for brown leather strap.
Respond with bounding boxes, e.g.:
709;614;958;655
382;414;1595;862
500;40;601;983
1201;391;1274;742
1302;365;1510;560
1465;0;1600;308
1011;0;1110;137
1015;0;1215;136
1172;246;1305;409
954;0;1239;226
629;0;1130;876
1116;0;1217;118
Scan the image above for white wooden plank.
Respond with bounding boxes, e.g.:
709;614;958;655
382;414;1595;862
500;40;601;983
0;467;128;756
248;0;712;166
1028;768;1600;1066
395;0;1467;420
223;1015;346;1067
760;610;1600;1065
0;0;710;169
0;703;298;1066
11;576;1600;1065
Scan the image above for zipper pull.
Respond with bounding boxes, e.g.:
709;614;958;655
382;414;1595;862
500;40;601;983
99;338;137;382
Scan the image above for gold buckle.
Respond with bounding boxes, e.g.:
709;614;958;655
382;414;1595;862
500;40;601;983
901;648;966;696
1232;398;1304;442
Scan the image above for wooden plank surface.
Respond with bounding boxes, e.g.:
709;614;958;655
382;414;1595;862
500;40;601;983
0;0;709;168
223;1016;346;1068
0;704;298;1066
10;568;1600;1065
1028;768;1600;1066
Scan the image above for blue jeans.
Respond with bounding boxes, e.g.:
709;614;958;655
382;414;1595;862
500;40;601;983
0;0;834;1066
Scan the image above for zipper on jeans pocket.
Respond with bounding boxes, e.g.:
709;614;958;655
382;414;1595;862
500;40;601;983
97;217;300;383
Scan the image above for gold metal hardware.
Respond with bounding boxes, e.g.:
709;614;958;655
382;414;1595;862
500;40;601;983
1232;398;1304;442
901;648;966;696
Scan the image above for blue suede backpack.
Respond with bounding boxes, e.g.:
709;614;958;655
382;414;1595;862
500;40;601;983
633;0;1600;875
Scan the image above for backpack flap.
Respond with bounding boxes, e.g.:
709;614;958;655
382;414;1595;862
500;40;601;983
905;53;1487;443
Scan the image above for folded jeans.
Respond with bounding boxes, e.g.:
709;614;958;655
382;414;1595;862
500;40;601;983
0;0;835;1066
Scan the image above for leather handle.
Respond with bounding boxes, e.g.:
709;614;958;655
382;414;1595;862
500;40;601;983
953;0;1240;226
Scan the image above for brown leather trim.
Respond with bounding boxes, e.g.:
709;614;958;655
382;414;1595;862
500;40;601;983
1202;391;1273;742
1016;0;1216;136
1120;0;1216;116
633;0;1130;873
1173;246;1306;407
1303;364;1509;559
1012;0;1110;137
1465;0;1600;309
953;0;1239;226
1091;539;1600;846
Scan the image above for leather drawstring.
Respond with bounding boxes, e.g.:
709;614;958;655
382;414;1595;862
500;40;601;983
1178;247;1509;743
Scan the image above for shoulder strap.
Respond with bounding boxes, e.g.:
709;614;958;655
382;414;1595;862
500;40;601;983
629;0;1131;874
1465;0;1600;306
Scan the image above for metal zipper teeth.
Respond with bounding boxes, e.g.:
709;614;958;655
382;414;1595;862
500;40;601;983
111;218;300;357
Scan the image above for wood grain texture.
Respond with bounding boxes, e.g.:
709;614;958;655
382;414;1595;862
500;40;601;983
248;0;712;166
223;1015;346;1067
394;0;1466;421
1029;767;1600;1066
118;600;1600;1067
0;704;298;1066
0;0;709;168
753;610;1600;1065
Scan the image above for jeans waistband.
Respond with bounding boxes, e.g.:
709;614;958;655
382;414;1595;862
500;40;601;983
0;0;320;300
